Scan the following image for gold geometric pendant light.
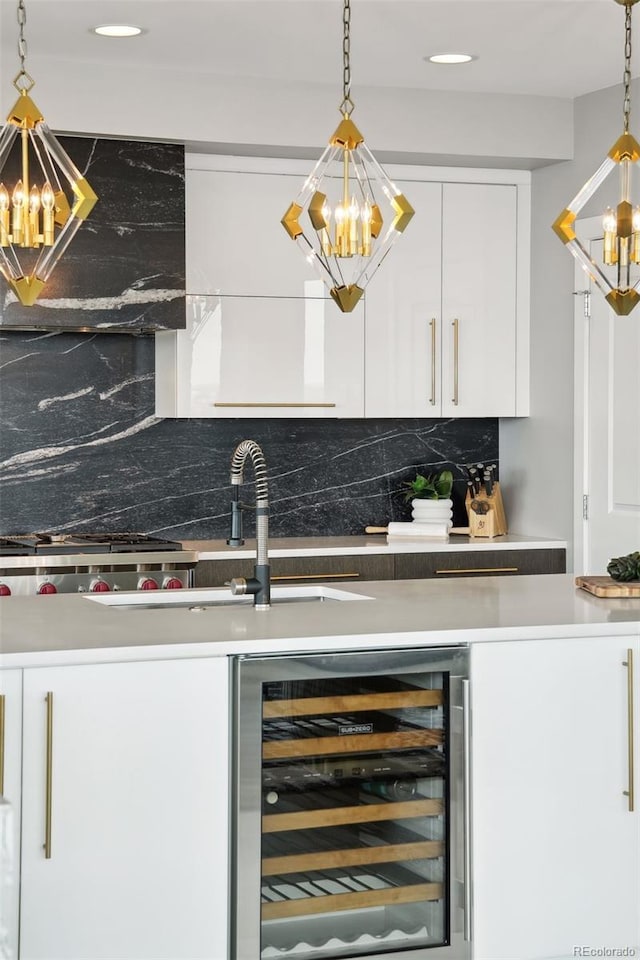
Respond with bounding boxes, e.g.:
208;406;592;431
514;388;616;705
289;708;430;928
281;0;414;312
553;0;640;316
0;0;98;306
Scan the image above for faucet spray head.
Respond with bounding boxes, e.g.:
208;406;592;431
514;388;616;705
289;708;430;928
226;485;245;546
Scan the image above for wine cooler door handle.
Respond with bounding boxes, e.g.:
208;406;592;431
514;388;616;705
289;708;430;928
462;678;473;941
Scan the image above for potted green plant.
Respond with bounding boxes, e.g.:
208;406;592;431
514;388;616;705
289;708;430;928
401;470;453;502
401;469;454;524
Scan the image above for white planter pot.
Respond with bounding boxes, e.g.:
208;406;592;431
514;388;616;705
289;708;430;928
411;498;453;523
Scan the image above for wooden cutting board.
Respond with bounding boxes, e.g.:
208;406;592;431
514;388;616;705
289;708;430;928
575;575;640;597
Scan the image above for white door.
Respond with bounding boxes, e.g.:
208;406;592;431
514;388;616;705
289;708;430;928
20;657;228;960
471;635;640;960
574;221;640;574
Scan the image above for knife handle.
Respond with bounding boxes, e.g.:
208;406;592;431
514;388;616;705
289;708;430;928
365;526;388;534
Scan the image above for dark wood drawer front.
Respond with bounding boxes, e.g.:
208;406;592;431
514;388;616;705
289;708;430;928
194;558;253;588
194;554;395;588
270;555;394;583
395;548;566;580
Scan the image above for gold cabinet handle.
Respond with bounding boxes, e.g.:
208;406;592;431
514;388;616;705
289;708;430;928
452;318;459;405
429;318;437;405
213;402;336;408
623;649;635;812
0;694;5;796
44;692;53;859
435;567;519;575
271;572;360;582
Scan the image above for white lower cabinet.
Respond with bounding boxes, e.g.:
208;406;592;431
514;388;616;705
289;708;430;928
471;635;640;960
0;669;22;960
19;657;229;960
9;631;640;960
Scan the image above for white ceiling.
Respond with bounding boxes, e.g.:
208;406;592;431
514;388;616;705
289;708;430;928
0;0;636;101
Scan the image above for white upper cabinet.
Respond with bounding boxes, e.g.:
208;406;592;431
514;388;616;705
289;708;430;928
365;171;530;418
187;166;315;298
156;156;364;418
441;182;518;417
155;156;530;419
364;180;443;417
156;288;365;417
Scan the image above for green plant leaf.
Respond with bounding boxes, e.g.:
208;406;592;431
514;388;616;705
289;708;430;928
400;469;452;501
434;470;453;499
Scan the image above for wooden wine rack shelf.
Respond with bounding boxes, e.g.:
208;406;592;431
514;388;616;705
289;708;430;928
263;729;443;760
261;881;444;920
262;839;445;876
263;797;444;833
263;689;444;718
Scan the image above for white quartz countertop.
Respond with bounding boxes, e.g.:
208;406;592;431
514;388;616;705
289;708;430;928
185;533;566;560
1;573;637;669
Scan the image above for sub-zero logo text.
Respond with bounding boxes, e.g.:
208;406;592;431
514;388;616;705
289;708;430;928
339;723;374;735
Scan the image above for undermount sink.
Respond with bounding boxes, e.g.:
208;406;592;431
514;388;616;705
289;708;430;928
84;584;374;611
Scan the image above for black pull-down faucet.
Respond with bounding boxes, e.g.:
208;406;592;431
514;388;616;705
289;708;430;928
226;439;270;610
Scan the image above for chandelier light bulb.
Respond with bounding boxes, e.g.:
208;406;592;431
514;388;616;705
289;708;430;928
603;207;617;232
41;181;54;211
0;184;9;247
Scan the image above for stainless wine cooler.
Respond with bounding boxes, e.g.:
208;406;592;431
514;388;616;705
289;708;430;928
231;646;471;960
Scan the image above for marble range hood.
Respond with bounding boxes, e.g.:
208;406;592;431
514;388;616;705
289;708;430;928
0;137;186;334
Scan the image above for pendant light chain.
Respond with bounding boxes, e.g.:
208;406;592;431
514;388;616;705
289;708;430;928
624;1;633;133
340;0;354;117
15;0;30;91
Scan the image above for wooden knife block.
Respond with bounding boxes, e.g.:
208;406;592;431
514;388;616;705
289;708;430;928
465;482;508;538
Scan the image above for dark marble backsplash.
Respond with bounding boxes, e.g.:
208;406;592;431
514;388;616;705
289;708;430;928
0;331;498;539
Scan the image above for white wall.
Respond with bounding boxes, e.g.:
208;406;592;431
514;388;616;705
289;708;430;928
0;52;572;168
500;80;638;567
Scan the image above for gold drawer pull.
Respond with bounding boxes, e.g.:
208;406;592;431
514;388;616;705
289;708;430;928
452;318;459;405
429;318;436;405
623;649;635;812
435;567;519;575
214;402;336;408
0;694;5;795
272;572;360;582
44;692;53;859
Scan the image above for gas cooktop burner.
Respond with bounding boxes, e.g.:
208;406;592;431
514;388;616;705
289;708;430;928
0;533;183;556
0;536;37;555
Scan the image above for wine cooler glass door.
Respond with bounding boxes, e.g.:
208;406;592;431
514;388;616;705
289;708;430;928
232;646;470;960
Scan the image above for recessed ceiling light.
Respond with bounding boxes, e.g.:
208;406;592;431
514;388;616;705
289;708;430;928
427;53;476;65
92;24;143;38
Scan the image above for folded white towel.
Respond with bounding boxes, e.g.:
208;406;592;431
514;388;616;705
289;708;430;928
386;521;451;538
